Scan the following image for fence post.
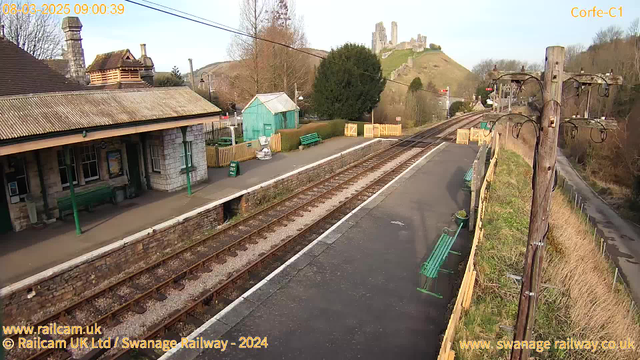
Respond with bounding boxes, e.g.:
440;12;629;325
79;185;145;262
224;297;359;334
613;268;619;291
600;238;604;256
630;301;635;319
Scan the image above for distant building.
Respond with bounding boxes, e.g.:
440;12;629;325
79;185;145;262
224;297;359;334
371;21;426;55
86;46;155;89
242;93;299;141
41;16;155;89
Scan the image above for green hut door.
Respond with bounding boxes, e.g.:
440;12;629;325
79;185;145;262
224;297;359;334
263;124;273;137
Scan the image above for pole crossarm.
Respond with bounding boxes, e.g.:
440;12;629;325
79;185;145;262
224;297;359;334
487;71;622;85
562;117;619;129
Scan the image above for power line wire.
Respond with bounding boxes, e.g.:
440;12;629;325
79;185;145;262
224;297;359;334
125;0;452;97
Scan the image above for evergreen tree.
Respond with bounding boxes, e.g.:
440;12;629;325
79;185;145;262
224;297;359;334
312;43;386;120
154;66;185;87
409;77;423;92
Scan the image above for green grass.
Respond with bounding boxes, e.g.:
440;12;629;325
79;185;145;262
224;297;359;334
380;49;439;77
454;150;570;359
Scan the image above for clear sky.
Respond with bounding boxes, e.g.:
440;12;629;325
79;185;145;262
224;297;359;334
34;0;640;73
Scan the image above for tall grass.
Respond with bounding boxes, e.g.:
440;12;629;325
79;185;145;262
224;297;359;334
455;150;640;360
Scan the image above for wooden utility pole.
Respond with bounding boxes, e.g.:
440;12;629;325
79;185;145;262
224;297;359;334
510;46;565;360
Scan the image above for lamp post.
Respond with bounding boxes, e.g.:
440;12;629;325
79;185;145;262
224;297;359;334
199;71;212;103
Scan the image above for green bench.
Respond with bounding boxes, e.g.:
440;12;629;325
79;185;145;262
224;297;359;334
417;222;464;298
463;167;473;191
57;185;115;219
300;132;322;147
217;137;233;147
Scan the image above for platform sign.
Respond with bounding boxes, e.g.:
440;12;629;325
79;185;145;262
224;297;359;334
396;116;401;122
228;161;240;177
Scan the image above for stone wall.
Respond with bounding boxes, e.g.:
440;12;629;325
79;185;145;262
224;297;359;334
241;139;392;212
1;203;224;325
1;139;391;324
147;125;207;192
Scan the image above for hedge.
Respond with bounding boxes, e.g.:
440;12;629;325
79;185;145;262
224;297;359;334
278;120;346;151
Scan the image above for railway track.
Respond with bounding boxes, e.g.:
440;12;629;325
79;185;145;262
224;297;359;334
5;112;482;360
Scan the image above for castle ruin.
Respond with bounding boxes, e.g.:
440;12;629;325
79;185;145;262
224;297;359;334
371;21;426;55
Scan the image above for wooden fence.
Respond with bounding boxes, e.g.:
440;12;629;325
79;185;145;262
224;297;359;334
363;124;402;138
457;127;491;145
206;133;282;167
456;129;470;144
437;133;499;360
344;123;358;137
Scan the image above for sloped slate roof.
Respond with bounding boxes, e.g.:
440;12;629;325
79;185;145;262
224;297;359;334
0;87;221;141
0;37;85;96
243;92;298;114
86;49;144;72
43;59;70;77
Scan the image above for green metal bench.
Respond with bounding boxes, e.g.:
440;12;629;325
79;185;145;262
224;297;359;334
417;222;464;298
463;167;473;191
300;132;322;147
217;137;233;147
57;185;115;219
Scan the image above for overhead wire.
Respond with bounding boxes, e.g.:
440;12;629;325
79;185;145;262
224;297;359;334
125;0;452;97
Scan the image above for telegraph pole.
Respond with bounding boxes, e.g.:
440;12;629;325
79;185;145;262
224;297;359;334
511;46;565;360
489;53;622;360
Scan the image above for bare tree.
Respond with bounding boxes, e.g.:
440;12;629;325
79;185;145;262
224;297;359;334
260;0;309;99
227;0;267;97
628;18;640;38
593;25;624;45
564;43;585;69
0;0;63;59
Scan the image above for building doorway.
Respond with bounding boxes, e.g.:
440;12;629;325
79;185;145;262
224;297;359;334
0;166;14;233
126;143;142;197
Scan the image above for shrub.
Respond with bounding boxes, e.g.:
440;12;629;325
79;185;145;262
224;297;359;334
278;120;347;151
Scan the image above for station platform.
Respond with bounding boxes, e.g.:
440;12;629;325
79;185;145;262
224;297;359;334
0;136;370;286
166;142;478;360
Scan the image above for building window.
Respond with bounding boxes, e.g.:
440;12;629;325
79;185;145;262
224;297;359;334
80;145;100;181
6;156;29;203
180;142;192;169
150;145;162;173
57;150;78;188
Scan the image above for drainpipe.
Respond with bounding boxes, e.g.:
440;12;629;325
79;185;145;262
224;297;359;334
34;150;51;220
64;146;81;235
180;127;192;196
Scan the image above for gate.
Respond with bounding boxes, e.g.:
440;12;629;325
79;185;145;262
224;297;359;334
344;123;358;137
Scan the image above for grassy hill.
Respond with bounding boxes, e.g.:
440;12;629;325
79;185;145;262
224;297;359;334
194;48;328;79
377;50;477;123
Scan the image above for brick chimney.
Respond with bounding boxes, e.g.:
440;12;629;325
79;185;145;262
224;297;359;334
139;43;155;86
61;17;86;85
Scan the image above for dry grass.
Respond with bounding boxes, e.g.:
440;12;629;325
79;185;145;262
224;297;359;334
547;194;640;359
454;149;640;360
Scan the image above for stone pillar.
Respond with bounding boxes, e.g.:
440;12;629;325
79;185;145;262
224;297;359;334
62;17;86;85
391;21;398;46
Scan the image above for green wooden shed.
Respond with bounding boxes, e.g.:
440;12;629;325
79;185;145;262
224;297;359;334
242;92;299;141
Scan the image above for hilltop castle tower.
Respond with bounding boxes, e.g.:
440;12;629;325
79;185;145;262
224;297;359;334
371;22;387;55
390;21;398;47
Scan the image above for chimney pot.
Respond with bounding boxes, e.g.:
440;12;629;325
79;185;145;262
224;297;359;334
140;43;147;57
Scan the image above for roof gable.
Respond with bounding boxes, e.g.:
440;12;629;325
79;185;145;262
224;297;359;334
86;49;144;72
0;38;85;96
242;92;298;114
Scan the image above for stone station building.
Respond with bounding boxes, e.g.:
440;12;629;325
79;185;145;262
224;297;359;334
0;87;221;233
